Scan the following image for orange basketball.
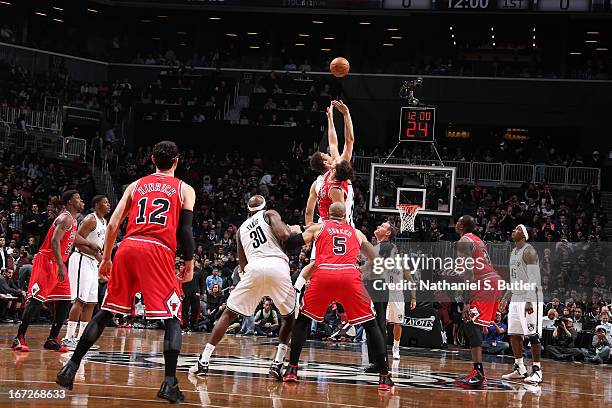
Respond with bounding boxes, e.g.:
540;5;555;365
330;57;350;78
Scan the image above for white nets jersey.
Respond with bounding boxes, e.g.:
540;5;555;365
509;243;541;302
86;213;106;251
239;210;288;263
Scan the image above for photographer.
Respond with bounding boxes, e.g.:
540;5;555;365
545;317;582;361
482;312;510;355
580;326;611;364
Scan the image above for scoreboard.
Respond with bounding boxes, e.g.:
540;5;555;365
399;106;436;143
115;0;612;12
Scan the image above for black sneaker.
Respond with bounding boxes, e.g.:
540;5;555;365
455;369;487;388
282;364;299;382
188;360;209;377
157;378;184;403
56;360;79;390
363;363;378;374
269;361;284;380
44;337;69;353
378;373;395;392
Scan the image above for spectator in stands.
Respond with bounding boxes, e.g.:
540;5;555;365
206;268;223;294
573;307;587;332
0;235;12;270
254;298;279;337
543;308;558;329
482;312;510;355
600;312;612;334
545;318;581;361
0;268;25;322
581;326;611;364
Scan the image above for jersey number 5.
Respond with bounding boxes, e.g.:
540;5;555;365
333;236;346;255
136;198;170;225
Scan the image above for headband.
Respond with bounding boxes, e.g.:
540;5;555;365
248;198;266;212
518;224;529;241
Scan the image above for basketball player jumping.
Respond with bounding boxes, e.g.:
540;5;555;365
294;100;355;307
501;224;543;384
282;203;394;392
62;195;111;350
189;195;297;380
12;190;99;353
57;141;196;403
454;215;502;388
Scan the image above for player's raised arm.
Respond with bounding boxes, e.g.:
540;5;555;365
326;101;341;161
265;210;292;242
284;223;322;251
178;182;196;283
305;181;317;226
99;181;136;278
356;229;379;262
332;100;354;162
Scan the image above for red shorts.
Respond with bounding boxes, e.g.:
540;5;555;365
301;266;375;325
468;277;502;326
27;254;71;302
102;237;181;320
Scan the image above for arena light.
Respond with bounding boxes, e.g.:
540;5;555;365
312;20;324;24
226;33;238;37
179;43;186;46
249;45;260;49
490;27;494;31
569;52;582;55
451;34;455;38
391;36;402;40
209;17;221;20
152;37;160;40
596;48;608;51
298;33;310;37
585;40;598;43
383;43;394;47
387;28;399;31
295;43;306;46
587;31;600;35
140;19;151;23
53;18;64;23
35;12;47;16
157;15;168;18
359;22;371;25
449;26;453;30
86;8;99;13
321;48;331;51
453;41;457;46
0;1;11;5
177;31;187;35
247;32;258;35
52;6;63;11
532;42;536;47
323;37;335;40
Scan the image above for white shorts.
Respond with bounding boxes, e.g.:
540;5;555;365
226;257;296;317
507;300;544;337
68;251;99;304
386;301;405;324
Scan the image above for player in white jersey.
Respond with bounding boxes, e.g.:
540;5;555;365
501;224;544;384
190;195;296;380
62;195;110;350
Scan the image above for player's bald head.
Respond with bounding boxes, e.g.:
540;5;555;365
247;195;266;213
329;202;346;220
457;215;476;234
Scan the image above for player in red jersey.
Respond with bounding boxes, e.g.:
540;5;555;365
281;203;394;392
454;215;503;388
57;141;196;403
12;190;98;353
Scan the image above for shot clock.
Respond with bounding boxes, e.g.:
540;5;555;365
399;106;436;142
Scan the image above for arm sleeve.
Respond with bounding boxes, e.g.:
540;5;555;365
177;209;195;261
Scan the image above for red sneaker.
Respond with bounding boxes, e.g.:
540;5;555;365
12;335;30;352
44;338;69;353
282;364;299;382
455;369;487;388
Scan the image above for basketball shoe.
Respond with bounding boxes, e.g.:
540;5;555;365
524;365;542;384
11;335;30;352
44;337;69;352
188;360;209;377
282;364;299;382
269;361;284;380
502;364;528;380
455;370;487;388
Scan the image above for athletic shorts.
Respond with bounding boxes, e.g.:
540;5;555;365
27;253;71;302
226;257;295;317
301;265;375;325
468;277;502;327
102;237;181;320
507;300;544;337
68;251;99;304
386;301;405;324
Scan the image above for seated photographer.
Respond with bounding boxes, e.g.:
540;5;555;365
482;312;510;355
545;317;582;361
579;325;611;364
0;268;25;322
254;298;279;337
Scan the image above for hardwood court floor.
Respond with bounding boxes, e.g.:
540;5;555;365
0;325;610;407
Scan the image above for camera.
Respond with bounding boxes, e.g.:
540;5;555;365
554;317;567;327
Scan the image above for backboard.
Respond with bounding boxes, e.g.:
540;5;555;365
369;163;456;216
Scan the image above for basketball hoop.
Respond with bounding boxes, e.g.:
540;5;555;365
397;204;420;233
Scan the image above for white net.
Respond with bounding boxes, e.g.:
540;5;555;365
397;205;420;233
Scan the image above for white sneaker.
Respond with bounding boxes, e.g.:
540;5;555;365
524;366;542;384
62;337;78;351
392;345;400;360
72;337;99;350
502;364;528;380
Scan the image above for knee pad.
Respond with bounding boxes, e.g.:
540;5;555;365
464;322;483;348
528;333;541;345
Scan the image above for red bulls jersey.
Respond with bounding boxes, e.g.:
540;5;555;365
317;171;349;220
38;211;77;263
462;233;500;281
314;219;360;269
126;173;184;252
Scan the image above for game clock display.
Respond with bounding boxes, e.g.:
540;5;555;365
399;106;436;142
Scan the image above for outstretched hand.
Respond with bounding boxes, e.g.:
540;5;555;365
332;100;349;115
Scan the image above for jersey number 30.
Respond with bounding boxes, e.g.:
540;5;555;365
250;226;267;248
136;198;170;225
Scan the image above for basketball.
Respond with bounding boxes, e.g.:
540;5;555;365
330;57;350;77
